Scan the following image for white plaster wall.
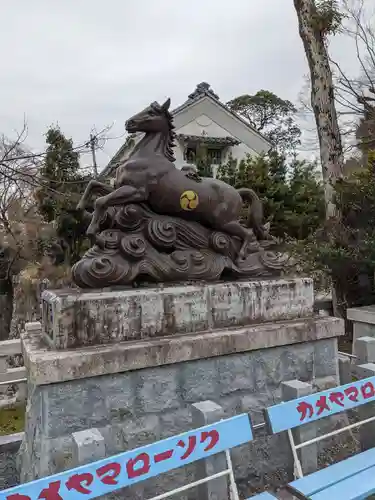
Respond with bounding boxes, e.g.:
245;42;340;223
174;114;258;170
173;98;271;155
177;114;232;138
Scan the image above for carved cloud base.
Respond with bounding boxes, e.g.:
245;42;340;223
72;203;288;288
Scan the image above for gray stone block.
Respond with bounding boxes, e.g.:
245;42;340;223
355;362;375;379
72;428;106;465
181;359;219;402
49;435;75;473
159;408;192;439
353;323;375;356
45;380;109;438
217;354;255;395
220;394;243;418
135;366;180;414
314;338;339;378
102;374;135;421
356;337;375;364
282;379;312;399
312;376;337;391
253;350;283;391
347;305;375;325
279;344;314;384
121;415;160;449
98;425;127;456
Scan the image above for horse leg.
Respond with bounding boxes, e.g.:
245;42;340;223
219;220;255;262
87;185;147;240
76;180;113;211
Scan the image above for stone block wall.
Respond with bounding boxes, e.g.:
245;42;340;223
0;433;23;490
20;337;339;498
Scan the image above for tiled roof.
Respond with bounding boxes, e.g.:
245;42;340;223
172;82;220;116
177;134;240;146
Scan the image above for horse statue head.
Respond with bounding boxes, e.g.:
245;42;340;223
125;98;176;162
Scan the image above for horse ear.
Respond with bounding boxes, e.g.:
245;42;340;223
161;97;171;111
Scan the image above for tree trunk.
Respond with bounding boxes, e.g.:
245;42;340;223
294;0;346;318
0;278;13;341
293;0;344;218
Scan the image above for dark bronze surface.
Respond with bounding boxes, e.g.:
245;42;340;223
73;98;287;287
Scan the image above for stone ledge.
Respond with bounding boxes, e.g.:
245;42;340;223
347;305;375;325
0;432;23;451
22;315;344;386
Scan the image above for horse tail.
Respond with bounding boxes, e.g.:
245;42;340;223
237;188;267;240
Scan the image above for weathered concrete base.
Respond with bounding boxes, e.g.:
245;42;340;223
19;314;344;496
41;278;314;349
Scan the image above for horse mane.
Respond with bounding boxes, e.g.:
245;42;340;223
162;109;176;163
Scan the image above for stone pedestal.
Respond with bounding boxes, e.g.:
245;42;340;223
41;278;314;349
20;278;344;497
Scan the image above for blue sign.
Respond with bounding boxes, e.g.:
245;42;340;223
0;413;253;499
265;375;375;433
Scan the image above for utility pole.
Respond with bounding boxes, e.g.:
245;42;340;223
89;133;98;178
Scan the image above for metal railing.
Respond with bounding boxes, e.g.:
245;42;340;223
0;339;27;404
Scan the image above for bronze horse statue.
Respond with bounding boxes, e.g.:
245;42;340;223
77;98;269;260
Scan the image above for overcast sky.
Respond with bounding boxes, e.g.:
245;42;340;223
0;1;362;169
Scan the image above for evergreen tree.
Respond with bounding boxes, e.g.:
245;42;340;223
283;159;325;240
217;152;325;239
35;127;88;264
194;143;213;178
36;127;80;220
294;150;375;310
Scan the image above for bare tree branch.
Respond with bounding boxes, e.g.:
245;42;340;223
0;121;114;278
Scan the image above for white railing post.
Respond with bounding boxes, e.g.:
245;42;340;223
0;355;8;396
